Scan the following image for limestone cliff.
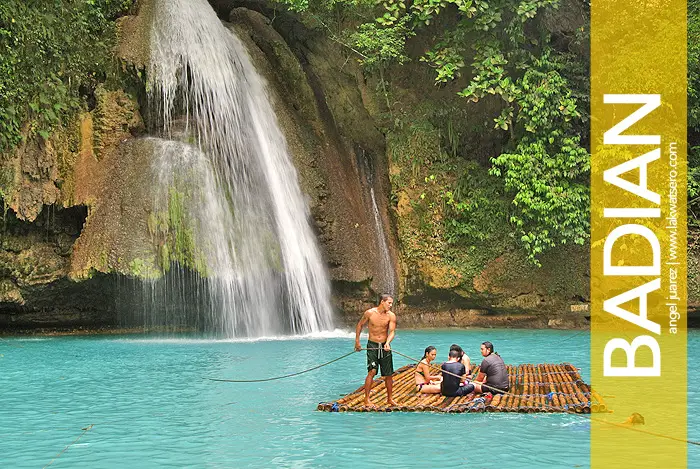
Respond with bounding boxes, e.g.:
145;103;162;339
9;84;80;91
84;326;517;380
3;0;690;331
208;1;592;328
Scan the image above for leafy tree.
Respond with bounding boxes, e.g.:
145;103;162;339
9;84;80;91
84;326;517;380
277;0;590;263
0;0;133;151
689;1;700;228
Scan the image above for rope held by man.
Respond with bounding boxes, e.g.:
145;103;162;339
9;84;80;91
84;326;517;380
206;347;700;446
204;347;463;384
205;350;360;383
207;347;518;392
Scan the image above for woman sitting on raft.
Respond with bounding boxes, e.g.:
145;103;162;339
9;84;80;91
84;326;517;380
415;346;442;393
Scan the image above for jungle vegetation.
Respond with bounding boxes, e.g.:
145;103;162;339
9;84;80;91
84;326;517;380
1;0;698;265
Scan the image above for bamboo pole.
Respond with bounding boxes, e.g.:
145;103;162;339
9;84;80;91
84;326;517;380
495;392;508;412
554;365;578;413
403;387;425;409
545;364;562;411
502;389;513;412
390;377;418;408
536;364;546;411
519;364;529;412
556;364;584;413
527;364;536;409
591;390;607;413
549;364;570;411
488;394;502;412
323;362;600;414
530;365;539;411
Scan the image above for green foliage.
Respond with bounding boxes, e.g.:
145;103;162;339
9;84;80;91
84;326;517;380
488;67;589;263
148;188;208;276
351;18;414;71
128;257;160;279
442;162;509;245
0;0;133;152
689;3;700;226
420;28;467;82
279;0;588;263
492;137;589;263
387;110;513;283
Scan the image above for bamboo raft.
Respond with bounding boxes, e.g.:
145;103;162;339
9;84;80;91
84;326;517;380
318;363;608;413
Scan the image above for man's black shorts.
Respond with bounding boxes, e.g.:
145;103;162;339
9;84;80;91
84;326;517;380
366;340;394;377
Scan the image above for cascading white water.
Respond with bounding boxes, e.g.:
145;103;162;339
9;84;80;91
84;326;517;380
369;186;396;295
357;148;396;296
145;0;334;337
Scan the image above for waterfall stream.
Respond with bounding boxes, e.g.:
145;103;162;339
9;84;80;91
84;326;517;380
144;0;334;337
369;186;396;295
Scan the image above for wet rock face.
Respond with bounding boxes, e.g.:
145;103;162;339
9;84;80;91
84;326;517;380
0;205;83;319
0;72;150;326
0;0;692;330
0;0;595;329
8;136;62;222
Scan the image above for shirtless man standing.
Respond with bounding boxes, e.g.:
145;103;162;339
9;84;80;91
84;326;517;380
354;294;398;407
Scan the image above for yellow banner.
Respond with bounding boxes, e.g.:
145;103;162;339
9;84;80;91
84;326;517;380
591;0;687;467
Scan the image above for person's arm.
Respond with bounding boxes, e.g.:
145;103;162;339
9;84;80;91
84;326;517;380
354;310;370;351
474;360;488;383
383;313;397;351
463;355;472;377
430;365;443;382
418;363;432;382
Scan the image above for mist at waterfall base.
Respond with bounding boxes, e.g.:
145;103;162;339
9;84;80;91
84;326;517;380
3;329;699;468
135;0;335;337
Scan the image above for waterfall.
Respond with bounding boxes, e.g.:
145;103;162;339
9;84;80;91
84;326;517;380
144;0;334;337
368;186;396;295
359;150;395;295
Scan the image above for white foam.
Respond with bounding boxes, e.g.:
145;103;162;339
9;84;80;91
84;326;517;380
116;329;355;344
146;0;334;337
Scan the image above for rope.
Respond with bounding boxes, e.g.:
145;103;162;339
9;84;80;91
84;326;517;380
206;346;515;393
552;329;587;344
385;349;700;447
512;371;581;376
389;348;510;395
42;424;93;468
486;329;588;346
205;347;458;384
205;350;359;383
205;345;699;447
589;417;700;446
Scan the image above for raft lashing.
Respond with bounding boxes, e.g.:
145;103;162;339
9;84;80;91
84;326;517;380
318;363;608;414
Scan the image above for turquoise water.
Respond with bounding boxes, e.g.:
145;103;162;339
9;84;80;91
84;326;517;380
1;329;698;468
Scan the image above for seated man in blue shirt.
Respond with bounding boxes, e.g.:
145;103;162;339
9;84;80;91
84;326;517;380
441;350;474;396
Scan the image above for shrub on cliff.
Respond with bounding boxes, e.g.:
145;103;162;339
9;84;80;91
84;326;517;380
0;0;133;152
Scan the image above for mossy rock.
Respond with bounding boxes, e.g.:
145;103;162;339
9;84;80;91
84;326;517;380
0;279;24;305
92;86;144;160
